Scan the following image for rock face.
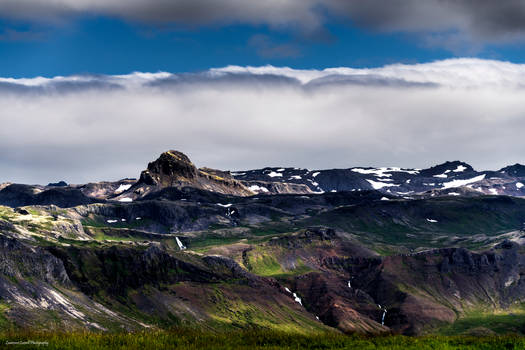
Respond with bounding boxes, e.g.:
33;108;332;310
307;240;525;335
241;180;314;195
128;150;254;198
0;235;71;286
140;151;198;187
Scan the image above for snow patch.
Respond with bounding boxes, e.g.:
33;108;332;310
442;174;486;189
312;172;321;177
517;182;524;189
118;197;133;202
114;184;132;193
426;218;438;223
267;171;283;177
366;179;400;190
352;168;391;177
453;165;467;172
353;167;419;177
216;203;233;208
249;185;269;193
292;293;302;306
380;197;390;201
106;219;118;223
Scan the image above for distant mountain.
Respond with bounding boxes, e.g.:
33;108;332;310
500;163;525;177
232;160;525;198
2;151;524;207
119;150;254;200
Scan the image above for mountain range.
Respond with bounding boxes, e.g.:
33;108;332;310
1;150;525;335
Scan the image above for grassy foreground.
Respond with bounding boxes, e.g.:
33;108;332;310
1;329;524;350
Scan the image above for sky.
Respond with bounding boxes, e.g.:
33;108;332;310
2;1;525;184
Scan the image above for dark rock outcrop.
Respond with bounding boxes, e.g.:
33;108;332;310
0;184;101;208
131;150;254;198
47;181;68;187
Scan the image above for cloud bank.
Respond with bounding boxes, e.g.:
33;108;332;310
3;1;525;46
1;58;525;184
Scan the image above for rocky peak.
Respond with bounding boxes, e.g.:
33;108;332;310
419;160;474;177
139;150;198;187
499;163;525;177
134;150;254;197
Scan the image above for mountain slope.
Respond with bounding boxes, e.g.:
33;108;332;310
2;150;525;336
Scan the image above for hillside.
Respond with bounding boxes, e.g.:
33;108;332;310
1;150;525;336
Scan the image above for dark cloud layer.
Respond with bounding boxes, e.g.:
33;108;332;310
3;1;525;47
330;0;525;42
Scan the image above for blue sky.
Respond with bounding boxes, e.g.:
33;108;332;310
2;1;525;77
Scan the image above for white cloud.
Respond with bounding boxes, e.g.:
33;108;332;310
1;58;525;184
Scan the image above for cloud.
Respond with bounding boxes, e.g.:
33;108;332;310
330;0;525;39
326;0;525;51
0;0;322;32
3;1;525;49
1;58;525;184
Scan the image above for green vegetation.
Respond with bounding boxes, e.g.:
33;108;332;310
186;222;296;251
187;235;244;249
0;303;12;329
245;246;312;278
439;307;525;336
81;213;171;235
0;206;15;220
247;252;282;276
248;222;294;237
203;286;325;334
301;197;525;254
0;330;524;349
